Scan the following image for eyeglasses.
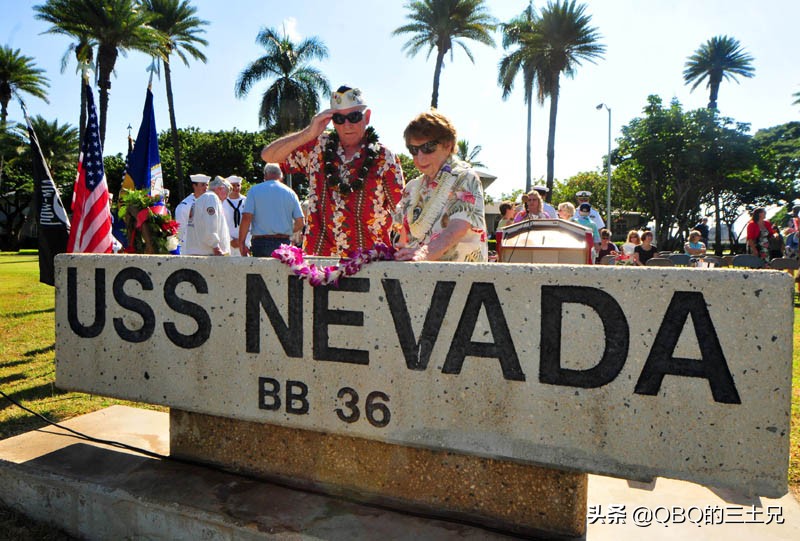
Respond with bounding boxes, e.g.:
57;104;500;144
332;111;364;124
406;140;440;156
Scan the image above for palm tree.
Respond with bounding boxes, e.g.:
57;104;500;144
236;27;330;135
393;0;497;108
498;1;541;192
537;0;605;196
17;115;80;170
456;139;485;167
683;35;755;110
794;90;800;106
142;0;208;201
0;46;49;129
35;0;162;146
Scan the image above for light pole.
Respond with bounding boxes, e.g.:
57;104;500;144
596;103;612;233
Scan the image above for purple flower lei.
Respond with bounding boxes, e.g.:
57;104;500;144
271;243;396;287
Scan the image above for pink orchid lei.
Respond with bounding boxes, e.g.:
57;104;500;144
271;243;396;287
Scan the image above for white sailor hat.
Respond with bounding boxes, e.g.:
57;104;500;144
532;185;549;193
576;190;592;198
190;174;211;184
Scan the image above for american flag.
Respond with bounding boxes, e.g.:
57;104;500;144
67;82;113;253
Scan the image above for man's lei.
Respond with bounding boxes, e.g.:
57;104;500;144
272;243;395;287
323;126;380;195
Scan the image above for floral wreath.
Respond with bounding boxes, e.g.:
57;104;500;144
272;243;395;287
118;189;179;254
324;126;380;195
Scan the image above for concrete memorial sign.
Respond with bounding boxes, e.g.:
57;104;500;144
55;255;792;498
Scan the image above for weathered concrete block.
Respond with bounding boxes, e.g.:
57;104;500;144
55;255;793;498
170;408;588;538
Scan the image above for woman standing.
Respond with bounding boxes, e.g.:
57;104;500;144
513;190;550;222
746;208;778;260
393;111;487;262
634;231;658;265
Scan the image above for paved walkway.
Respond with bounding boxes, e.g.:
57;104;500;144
0;406;797;540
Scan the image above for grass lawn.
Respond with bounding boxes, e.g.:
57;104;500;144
0;251;797;537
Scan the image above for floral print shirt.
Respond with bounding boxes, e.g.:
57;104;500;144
285;132;404;257
393;156;487;262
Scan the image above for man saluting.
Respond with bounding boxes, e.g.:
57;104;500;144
261;85;404;256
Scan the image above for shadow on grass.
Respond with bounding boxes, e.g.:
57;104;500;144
0;373;26;386
0;359;33;369
0;382;65;413
6;308;55;319
0;258;38;265
23;344;55;357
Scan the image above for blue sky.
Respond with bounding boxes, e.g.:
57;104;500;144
2;0;799;198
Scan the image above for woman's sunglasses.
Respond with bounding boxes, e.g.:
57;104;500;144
406;140;440;156
332;111;364;124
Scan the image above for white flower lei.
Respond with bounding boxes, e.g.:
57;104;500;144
407;161;458;240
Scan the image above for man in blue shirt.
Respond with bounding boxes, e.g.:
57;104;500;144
238;163;304;257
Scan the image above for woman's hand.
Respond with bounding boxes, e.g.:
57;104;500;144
394;244;430;261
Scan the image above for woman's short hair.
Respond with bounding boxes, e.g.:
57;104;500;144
626;230;640;242
641;230;653;241
558;202;575;215
751;207;765;221
499;201;513;215
688;229;701;240
403;110;457;147
599;228;611;238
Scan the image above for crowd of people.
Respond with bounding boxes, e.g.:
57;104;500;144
164;85;487;263
139;83;800;272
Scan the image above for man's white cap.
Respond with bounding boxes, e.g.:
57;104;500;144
532;185;549;193
576;190;592;197
190;174;211;184
330;85;367;110
227;175;243;185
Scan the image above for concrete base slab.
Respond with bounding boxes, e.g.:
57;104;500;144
0;406;798;540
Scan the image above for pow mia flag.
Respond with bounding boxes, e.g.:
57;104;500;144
24;106;70;286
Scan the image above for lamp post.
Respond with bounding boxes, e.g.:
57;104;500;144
596;103;612;233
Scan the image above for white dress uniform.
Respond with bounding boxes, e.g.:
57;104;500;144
223;195;249;257
174;193;196;248
183;192;231;255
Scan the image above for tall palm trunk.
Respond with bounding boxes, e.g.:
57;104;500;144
545;77;560;195
430;45;447;108
708;77;721;109
525;95;532;193
96;44;119;147
163;59;185;201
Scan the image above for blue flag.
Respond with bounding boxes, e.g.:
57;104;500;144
122;86;162;195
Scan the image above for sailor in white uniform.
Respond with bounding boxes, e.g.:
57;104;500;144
175;174;210;251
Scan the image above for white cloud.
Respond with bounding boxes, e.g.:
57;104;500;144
282;17;302;42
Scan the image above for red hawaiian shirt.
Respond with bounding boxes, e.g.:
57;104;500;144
285;132;404;256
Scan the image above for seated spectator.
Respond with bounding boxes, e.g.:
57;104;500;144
513;190;551;222
557;202;575;220
595;228;620;263
621;230;641;256
684;230;707;257
633;231;658;266
497;200;516;229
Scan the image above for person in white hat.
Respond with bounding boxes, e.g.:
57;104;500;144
532;185;557;220
183;176;231;256
574;190;605;230
175;174;209;251
260;85;404;256
222;175;249;256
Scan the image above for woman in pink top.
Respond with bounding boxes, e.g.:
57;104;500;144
513;190;550;222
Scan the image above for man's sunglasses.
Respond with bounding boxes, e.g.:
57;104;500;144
406;140;439;156
332;111;364;124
